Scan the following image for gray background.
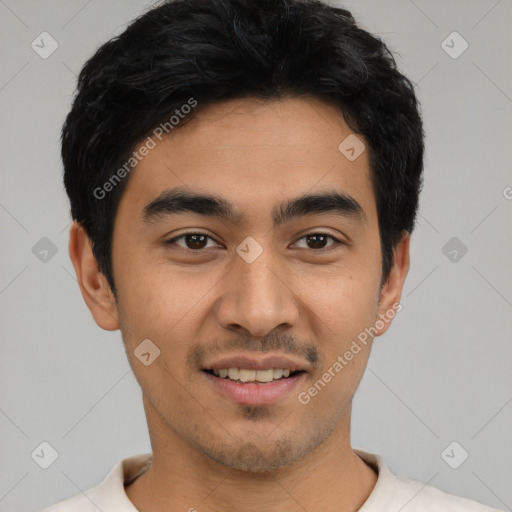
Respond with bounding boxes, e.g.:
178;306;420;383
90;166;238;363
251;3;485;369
0;0;511;510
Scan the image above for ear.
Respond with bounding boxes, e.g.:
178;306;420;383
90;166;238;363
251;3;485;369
68;221;120;331
374;232;410;337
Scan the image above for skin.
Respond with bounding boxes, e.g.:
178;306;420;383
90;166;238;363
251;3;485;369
69;96;410;512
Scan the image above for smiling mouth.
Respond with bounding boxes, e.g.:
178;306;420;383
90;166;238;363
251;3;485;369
202;368;305;383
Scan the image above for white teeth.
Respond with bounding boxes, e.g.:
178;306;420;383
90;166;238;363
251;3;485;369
273;369;283;379
228;368;239;380
210;368;296;382
239;369;256;382
256;369;274;383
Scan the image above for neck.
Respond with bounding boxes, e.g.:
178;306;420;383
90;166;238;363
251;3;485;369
125;399;378;512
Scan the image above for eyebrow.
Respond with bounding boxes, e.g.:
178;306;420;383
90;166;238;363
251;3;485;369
141;186;365;227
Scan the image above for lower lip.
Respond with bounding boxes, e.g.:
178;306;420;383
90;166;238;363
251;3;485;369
202;371;306;405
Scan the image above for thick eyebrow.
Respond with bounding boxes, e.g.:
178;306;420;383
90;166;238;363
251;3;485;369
141;186;365;227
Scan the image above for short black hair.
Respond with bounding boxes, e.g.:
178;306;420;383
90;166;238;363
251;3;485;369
62;0;424;297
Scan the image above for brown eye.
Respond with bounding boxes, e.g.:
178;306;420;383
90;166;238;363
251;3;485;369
165;232;219;250
294;233;341;250
183;234;208;249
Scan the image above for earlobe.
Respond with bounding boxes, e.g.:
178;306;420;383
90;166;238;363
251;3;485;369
68;221;120;331
374;232;410;337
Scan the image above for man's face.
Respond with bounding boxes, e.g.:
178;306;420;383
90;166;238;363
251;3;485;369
108;96;400;471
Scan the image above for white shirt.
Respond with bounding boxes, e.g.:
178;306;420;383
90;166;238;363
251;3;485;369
41;449;503;511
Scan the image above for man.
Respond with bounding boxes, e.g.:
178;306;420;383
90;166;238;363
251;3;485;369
43;0;502;510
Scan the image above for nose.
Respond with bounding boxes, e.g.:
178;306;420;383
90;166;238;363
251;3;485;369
215;245;300;338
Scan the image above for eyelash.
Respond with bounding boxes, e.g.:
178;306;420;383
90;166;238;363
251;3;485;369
164;231;344;252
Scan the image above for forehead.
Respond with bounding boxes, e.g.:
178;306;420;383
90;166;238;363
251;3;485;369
116;96;376;227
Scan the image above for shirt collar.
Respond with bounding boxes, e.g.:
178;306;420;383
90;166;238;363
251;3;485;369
88;449;391;511
89;453;152;511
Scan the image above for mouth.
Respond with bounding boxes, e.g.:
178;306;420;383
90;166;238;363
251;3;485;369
201;355;308;405
202;367;305;383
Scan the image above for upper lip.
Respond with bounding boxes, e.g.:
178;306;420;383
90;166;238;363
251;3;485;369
202;354;307;372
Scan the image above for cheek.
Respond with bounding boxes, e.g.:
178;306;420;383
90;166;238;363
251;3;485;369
298;253;380;387
114;253;219;349
298;282;377;413
298;256;381;331
316;284;377;374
